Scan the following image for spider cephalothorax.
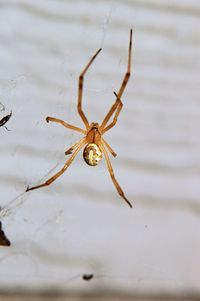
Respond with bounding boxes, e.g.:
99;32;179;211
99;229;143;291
26;29;133;208
86;122;101;145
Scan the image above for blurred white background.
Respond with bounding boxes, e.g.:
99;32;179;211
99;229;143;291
0;0;200;297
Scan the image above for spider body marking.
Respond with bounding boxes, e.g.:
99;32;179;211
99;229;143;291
26;29;133;208
83;143;102;166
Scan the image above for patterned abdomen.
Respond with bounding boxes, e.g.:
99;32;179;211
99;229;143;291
83;143;102;166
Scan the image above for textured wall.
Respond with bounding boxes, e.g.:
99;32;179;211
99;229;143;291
0;0;200;296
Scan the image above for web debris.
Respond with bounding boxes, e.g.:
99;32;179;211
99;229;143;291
0;221;11;246
0;111;12;131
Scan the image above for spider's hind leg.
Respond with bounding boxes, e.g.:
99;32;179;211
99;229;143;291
65;138;86;155
100;142;132;208
26;139;86;192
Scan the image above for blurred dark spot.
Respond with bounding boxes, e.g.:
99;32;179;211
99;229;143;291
82;274;94;281
0;221;11;246
0;111;12;131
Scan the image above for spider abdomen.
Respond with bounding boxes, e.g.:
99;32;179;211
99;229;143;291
83;143;102;166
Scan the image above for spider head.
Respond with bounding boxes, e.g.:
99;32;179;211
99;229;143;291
90;122;99;129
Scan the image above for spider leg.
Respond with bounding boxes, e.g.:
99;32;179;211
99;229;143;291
100;29;132;130
102;138;117;157
46;116;86;134
26;139;86;192
102;91;123;134
100;95;121;130
65;137;86;155
77;48;102;129
99;142;132;208
116;29;132;100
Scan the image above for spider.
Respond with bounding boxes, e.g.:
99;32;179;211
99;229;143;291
26;29;133;208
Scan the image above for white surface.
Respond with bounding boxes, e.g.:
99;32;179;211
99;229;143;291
0;0;200;295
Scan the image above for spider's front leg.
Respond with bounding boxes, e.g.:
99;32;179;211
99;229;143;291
116;29;132;100
101;29;132;131
101;92;123;134
77;48;102;129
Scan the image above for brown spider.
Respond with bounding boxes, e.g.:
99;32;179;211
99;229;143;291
26;29;133;208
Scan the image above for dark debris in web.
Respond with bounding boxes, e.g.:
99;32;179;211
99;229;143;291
0;111;12;131
82;274;94;281
0;221;11;246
